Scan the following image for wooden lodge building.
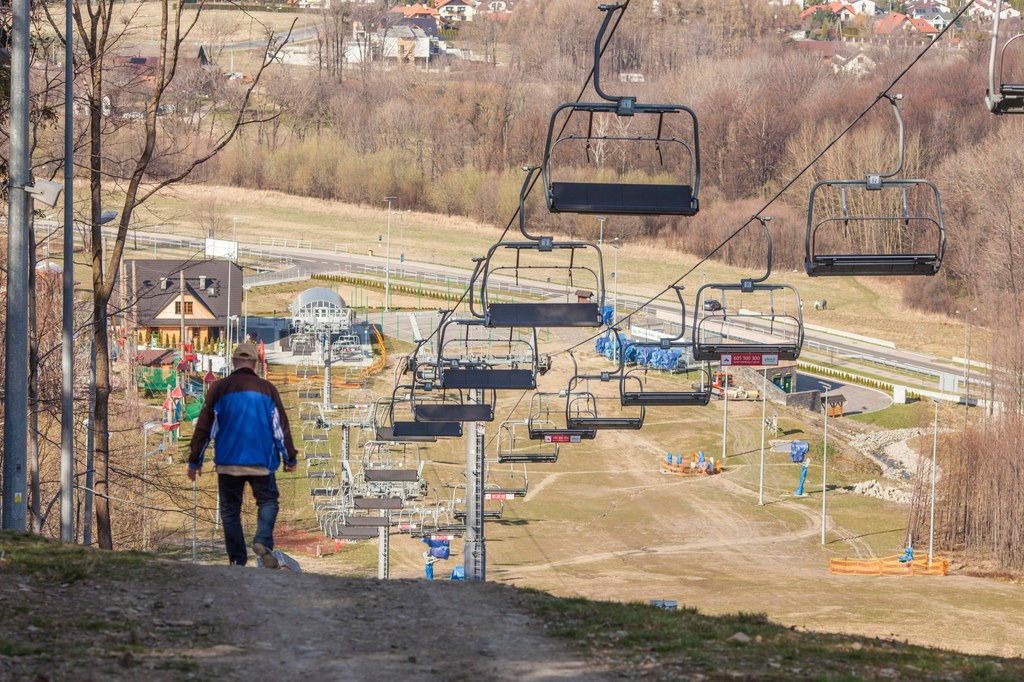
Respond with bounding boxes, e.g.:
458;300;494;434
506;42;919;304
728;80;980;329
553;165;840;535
127;259;243;347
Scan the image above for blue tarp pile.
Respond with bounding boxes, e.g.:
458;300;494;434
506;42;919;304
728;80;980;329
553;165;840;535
594;331;684;371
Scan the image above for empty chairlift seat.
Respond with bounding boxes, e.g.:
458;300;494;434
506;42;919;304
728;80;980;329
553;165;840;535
474;169;606;329
805;95;945;276
692;282;804;362
542;4;700;216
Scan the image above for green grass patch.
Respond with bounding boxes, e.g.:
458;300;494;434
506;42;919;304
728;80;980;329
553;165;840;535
0;532;150;584
850;401;931;429
519;589;1024;680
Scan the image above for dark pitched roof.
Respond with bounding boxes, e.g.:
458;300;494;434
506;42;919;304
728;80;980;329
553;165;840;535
128;258;243;327
395;16;440;37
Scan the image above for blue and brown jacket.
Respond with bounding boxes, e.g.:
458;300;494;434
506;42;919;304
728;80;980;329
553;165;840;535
188;367;298;471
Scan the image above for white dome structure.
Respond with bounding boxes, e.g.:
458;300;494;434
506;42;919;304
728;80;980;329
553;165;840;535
290;287;351;331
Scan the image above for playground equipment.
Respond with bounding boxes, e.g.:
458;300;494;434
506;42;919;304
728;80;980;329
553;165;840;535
541;4;700;216
805;95;945;276
987;0;1024;114
473;167;605;329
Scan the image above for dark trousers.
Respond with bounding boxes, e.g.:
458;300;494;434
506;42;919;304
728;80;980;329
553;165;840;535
218;473;280;566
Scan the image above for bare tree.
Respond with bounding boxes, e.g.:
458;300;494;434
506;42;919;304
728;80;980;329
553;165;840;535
56;0;291;549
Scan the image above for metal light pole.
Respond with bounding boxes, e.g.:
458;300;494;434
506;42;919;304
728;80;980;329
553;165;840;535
820;381;830;545
928;399;938;565
597;215;606;245
721;368;729;464
3;0;31;531
60;0;76;543
384;196;396;312
758;369;767;506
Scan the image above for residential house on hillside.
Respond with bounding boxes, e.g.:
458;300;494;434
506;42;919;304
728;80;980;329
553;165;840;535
874;12;937;37
849;0;877;15
437;0;475;22
802;2;858;22
391;3;440;20
127;259;243;348
968;0;1021;20
795;40;876;75
479;0;515;14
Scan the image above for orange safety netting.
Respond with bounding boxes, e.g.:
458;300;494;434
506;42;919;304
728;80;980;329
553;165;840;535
829;555;949;576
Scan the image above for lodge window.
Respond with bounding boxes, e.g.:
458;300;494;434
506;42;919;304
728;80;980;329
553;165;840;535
174;301;194;314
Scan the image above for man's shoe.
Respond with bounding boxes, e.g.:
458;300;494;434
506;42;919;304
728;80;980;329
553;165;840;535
253;542;279;569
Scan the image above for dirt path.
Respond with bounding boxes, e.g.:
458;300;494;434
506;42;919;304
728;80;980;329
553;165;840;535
0;559;614;681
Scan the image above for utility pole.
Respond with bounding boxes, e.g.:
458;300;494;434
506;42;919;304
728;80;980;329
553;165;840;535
820;381;830;545
3;0;31;530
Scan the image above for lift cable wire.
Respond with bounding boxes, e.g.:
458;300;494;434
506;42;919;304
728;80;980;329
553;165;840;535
554;0;977;358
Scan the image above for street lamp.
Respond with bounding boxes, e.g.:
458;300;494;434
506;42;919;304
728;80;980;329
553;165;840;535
820;381;831;545
928;398;939;565
700;270;707;287
597;215;606;245
384;196;396;312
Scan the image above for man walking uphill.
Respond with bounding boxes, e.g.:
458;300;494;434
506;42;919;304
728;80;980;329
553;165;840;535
188;342;298;568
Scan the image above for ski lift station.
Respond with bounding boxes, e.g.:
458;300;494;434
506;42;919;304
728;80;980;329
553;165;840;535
290;287;352;332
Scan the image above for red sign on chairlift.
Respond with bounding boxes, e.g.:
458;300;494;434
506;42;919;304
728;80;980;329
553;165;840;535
429;535;452;541
485;493;516;501
720;353;778;367
544;434;581;444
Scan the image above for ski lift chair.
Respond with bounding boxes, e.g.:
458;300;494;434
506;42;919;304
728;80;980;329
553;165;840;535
565;349;645;430
497;420;560;464
382;387;463;440
474;168;606;329
433;317;542;391
987;3;1024;114
484;462;529;498
372;396;439;443
694;216;803;361
526;390;597;442
805;95;945;276
609;290;713;407
692;283;803;362
541;4;700;216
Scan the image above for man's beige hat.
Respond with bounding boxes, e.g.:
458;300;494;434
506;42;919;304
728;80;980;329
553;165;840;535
232;342;259;361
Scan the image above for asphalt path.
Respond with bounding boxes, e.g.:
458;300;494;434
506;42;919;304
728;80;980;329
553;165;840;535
795;372;892;416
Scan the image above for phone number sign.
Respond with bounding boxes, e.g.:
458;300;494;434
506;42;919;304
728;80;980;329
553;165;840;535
720;353;778;366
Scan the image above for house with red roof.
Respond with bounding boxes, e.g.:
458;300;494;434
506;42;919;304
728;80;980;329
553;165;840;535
802;2;858;22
